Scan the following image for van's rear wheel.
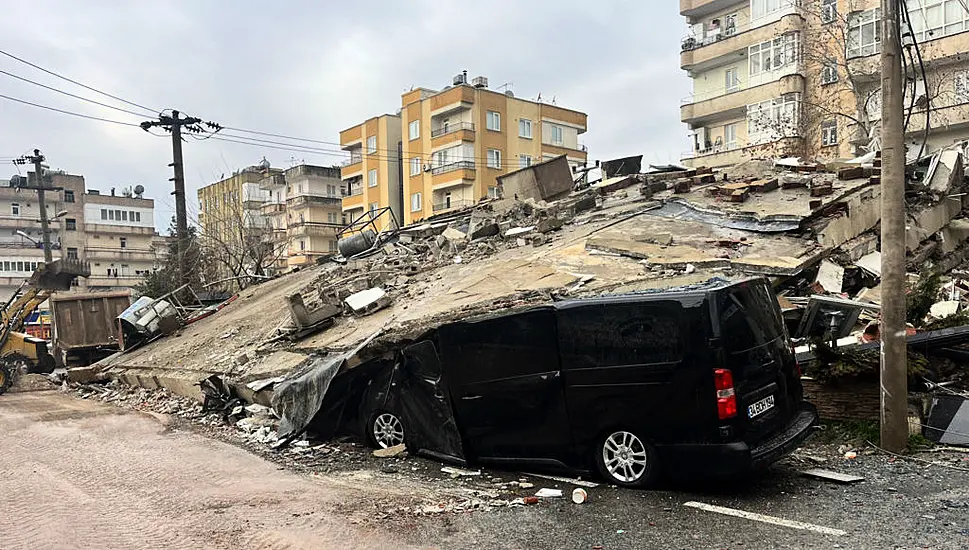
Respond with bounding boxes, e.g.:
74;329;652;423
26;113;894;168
595;430;659;488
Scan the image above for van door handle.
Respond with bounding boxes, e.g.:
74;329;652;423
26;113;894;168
462;395;482;401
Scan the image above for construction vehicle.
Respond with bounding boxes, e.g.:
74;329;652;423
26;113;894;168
0;259;90;395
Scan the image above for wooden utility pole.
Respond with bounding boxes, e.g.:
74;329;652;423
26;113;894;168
880;0;909;453
14;149;53;264
141;110;201;285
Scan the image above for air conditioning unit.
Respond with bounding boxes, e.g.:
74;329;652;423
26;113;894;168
472;76;489;88
453;72;467;86
423;164;433;173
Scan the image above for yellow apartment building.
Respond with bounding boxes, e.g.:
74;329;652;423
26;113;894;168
399;73;588;225
681;0;969;168
339;115;403;231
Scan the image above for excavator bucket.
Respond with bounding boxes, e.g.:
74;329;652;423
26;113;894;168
27;258;91;291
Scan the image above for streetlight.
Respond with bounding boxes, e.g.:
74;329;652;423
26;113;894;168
15;230;40;245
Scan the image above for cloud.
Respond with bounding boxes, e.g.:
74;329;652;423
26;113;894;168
0;0;691;232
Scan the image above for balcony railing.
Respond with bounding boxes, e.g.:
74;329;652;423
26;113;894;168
343;185;364;197
431;122;475;138
342;156;363;167
432;199;474;213
430;161;476;176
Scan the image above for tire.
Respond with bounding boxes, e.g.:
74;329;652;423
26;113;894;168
365;410;405;449
594;429;660;488
0;363;12;396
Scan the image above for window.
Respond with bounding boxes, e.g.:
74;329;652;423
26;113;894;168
748;33;798;76
327;212;338;223
725;67;740;92
956;71;969;103
327;184;336;197
368;169;378;187
519;118;532;138
101;209;107;220
908;0;969;41
65;218;77;231
519;154;532;168
115;209;122;220
821;120;838;146
11;203;19;216
410;156;421;176
121;211;128;221
847;8;881;59
488;186;500;199
64;190;75;203
366;135;377;153
120;237;127;249
747;94;800;144
369;202;379;214
135;212;141;222
551;125;564;145
724;123;738;149
411;192;422;212
67;247;78;260
487;149;501;169
486;111;501;131
300;240;305;251
821;0;837;23
751;0;788;20
558;303;684;368
299;213;305;224
821;59;838;84
108;210;115;221
329;240;338;252
444;310;560;383
409;120;420;140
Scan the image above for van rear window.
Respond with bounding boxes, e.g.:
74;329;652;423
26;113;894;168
559;302;684;368
718;283;784;354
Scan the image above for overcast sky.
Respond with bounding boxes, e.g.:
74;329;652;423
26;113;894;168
0;0;691;233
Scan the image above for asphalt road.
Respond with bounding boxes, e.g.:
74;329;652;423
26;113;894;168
3;388;969;550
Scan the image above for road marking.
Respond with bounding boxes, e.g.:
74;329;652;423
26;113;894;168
683;501;847;537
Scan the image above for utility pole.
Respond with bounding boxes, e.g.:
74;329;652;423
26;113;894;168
141;110;202;285
14;149;53;264
880;0;909;453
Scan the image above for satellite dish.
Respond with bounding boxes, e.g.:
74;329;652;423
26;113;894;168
134;184;145;197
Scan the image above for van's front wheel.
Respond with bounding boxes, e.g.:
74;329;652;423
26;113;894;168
595;430;659;488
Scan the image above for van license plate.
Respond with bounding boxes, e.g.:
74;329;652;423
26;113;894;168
748;395;775;418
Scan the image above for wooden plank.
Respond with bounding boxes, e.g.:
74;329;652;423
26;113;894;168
800;468;865;484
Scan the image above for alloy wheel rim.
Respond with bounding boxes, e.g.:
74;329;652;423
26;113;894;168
373;413;404;449
602;431;648;483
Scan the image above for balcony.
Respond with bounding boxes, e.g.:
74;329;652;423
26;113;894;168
681;0;747;18
85;247;156;261
0;216;61;231
683;136;804;168
431;121;475;138
261;202;286;214
681;13;803;72
341;159;363;179
85;275;146;287
430;86;475;115
431;122;476;148
258;173;286;190
430;160;476;176
287;195;342;209
681;73;805;125
83;223;155;236
288;221;342;237
432;199;474;213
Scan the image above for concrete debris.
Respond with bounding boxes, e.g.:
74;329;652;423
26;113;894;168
497;155;573;202
344;287;391;316
535;488;563;498
855;251;882;277
930;300;960;319
816;261;845;294
800;468;865;484
373;443;406;458
504;226;536;238
442;226;467;242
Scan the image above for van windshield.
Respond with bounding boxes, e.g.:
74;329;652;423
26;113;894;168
717;282;785;359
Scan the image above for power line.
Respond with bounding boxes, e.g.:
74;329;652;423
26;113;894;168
0;48;159;115
0;68;150;118
0;93;144;127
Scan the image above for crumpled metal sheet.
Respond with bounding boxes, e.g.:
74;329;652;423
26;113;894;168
646;199;802;233
271;354;345;440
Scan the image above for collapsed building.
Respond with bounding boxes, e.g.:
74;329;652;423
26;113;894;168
86;149;969;447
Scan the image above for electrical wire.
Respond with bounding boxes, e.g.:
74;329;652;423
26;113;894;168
900;3;930;159
0;92;144;127
0;48;159;115
0;69;149;118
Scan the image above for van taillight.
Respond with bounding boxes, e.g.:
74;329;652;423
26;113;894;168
714;368;737;420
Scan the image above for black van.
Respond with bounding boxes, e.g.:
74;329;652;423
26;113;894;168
359;277;818;487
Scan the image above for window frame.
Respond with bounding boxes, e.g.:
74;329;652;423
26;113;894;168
408;120;420;140
411;192;422;212
65;218;77;231
519;118;532;138
821;119;839;147
368;169;378;187
725;67;741;92
820;59;839;85
11;203;20;216
486;111;501;132
519;154;533;168
847;8;882;59
748;33;798;77
366;135;377;154
64;190;75;203
551;125;564;145
410;156;421;176
821;0;837;24
724;123;738;149
487;149;502;169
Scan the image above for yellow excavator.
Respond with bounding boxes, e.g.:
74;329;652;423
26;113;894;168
0;259;89;395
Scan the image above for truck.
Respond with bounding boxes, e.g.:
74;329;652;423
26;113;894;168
50;290;132;367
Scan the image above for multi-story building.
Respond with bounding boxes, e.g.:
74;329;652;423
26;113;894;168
339;114;403;230
680;0;969;168
0;170;161;300
400;73;588;225
281;164;343;267
340;73;589;227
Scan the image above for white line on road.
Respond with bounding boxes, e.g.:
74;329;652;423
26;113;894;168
683;501;847;537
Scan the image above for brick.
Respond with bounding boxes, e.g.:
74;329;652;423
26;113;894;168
748;178;779;193
838;166;866;180
810;182;834;197
693;174;716;185
809;199;823;210
727;189;749;203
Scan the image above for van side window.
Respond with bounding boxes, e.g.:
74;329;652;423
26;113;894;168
444;309;558;384
559;303;684;368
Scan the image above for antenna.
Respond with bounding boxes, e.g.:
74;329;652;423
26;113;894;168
497;82;513;92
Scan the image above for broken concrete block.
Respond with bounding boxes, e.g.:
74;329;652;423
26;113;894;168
572;195;597;214
531;234;549;247
928;150;963;195
810;182;834;197
235;352;250;366
727;189;749;203
930;300;960;319
286;293;341;329
749;178;779;193
470;222;500;240
719;182;749;196
816;260;845;293
344;287;391;316
809;199;823;210
674;181;692;194
838;166;867;180
442;226;467;242
66;366;103;384
536;217;564;234
940;219;969;254
693;174;716;185
504;226;536;238
373;443;406;458
515;237;527;247
780;174;812;189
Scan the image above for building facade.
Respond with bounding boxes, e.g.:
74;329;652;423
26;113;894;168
339;115;403;231
281;164;343;267
340;73;589;227
680;0;969;167
0;171;161;301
